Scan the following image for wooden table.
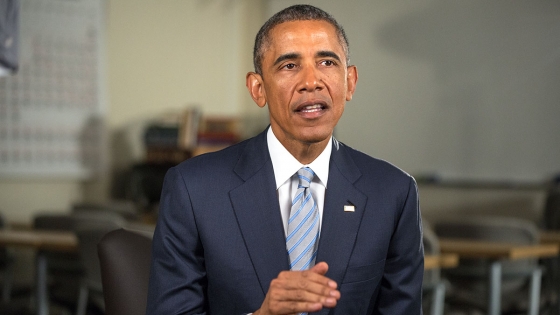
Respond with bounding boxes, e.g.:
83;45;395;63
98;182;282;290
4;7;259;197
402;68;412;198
0;229;78;315
0;229;78;251
439;238;559;260
439;238;559;315
424;253;459;270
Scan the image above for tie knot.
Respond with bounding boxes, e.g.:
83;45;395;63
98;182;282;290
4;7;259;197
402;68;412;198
297;167;315;189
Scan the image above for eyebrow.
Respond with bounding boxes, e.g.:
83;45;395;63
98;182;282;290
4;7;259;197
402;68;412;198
316;50;342;63
273;53;300;67
272;50;342;68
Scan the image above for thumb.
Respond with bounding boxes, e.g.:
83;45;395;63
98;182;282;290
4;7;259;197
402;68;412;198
310;261;329;275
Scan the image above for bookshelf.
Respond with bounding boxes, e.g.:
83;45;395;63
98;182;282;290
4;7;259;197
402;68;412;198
143;108;240;164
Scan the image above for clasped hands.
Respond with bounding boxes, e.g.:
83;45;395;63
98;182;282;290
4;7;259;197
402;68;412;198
253;262;340;315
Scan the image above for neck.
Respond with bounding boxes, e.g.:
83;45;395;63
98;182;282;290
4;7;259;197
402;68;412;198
283;137;330;165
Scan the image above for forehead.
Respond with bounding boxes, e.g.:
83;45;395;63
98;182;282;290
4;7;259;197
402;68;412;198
265;20;344;57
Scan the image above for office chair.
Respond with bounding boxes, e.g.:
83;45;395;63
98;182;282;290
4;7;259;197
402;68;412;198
435;215;543;315
73;211;125;315
97;228;153;315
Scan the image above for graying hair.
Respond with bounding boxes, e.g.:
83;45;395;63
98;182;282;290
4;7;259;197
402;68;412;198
253;4;350;76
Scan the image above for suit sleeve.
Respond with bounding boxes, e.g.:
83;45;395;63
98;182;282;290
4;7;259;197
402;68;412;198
371;176;424;315
146;167;208;315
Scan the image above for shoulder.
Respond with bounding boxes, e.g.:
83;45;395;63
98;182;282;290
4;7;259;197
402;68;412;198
336;140;416;190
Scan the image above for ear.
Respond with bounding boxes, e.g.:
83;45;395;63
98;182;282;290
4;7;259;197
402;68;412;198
345;65;358;101
246;72;267;108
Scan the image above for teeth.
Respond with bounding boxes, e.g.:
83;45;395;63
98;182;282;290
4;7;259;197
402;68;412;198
301;104;322;112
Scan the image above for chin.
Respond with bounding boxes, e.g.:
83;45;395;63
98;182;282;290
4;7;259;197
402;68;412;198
298;128;332;145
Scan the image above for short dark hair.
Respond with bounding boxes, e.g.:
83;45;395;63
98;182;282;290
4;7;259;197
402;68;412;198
253;4;350;76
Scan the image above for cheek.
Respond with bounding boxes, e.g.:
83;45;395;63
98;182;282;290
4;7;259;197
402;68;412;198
275;90;298;112
334;103;345;117
266;80;292;101
323;72;347;96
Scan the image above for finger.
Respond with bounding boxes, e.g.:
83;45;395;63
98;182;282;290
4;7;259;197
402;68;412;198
258;294;324;315
271;274;340;303
278;269;338;291
278;273;330;292
308;262;338;289
262;268;341;315
268;300;325;315
278;284;340;306
309;261;329;275
264;285;326;314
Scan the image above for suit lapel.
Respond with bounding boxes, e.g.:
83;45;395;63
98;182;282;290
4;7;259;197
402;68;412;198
229;133;368;310
316;140;367;309
229;130;289;295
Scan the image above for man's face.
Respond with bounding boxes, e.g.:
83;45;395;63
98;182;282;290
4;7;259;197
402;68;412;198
247;20;357;151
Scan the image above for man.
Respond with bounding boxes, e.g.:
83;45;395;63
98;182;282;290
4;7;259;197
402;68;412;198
147;4;423;315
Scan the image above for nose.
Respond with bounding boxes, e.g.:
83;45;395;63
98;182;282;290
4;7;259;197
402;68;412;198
298;65;324;92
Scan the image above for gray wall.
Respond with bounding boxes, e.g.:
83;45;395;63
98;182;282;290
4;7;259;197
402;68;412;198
268;0;560;182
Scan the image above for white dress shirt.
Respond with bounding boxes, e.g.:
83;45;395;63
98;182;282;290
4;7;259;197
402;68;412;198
266;127;332;237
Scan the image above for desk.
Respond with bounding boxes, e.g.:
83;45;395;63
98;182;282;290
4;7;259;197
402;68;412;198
424;253;459;270
0;229;78;315
439;238;559;315
439;238;559;260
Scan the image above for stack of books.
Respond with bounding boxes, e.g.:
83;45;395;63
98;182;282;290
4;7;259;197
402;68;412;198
194;116;240;156
143;107;241;162
143;107;200;164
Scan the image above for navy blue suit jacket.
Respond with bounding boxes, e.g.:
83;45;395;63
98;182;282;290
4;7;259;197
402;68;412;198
147;128;424;315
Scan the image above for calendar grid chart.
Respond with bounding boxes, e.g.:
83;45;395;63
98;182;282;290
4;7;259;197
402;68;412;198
0;0;107;179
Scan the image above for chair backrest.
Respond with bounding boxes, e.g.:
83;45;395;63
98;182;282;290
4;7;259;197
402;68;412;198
98;228;152;315
74;212;125;292
72;200;139;221
33;212;75;231
33;212;84;273
434;215;538;244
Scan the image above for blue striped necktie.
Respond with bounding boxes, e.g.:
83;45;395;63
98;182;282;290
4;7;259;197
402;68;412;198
286;167;320;272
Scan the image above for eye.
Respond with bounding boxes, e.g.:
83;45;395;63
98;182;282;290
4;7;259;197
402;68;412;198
283;63;297;70
321;60;336;67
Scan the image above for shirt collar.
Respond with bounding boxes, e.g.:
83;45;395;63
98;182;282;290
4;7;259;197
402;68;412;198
267;127;331;189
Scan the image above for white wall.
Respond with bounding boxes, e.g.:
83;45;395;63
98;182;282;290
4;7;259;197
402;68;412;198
107;0;260;128
0;180;83;223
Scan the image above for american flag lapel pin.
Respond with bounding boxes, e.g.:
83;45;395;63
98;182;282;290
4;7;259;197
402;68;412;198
344;204;355;212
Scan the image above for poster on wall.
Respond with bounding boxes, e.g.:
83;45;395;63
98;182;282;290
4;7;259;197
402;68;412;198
0;0;106;178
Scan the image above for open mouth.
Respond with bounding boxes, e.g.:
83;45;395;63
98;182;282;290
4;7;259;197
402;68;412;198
296;104;326;113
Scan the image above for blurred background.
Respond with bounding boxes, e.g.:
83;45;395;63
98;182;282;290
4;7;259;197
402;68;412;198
1;0;559;223
0;0;560;314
